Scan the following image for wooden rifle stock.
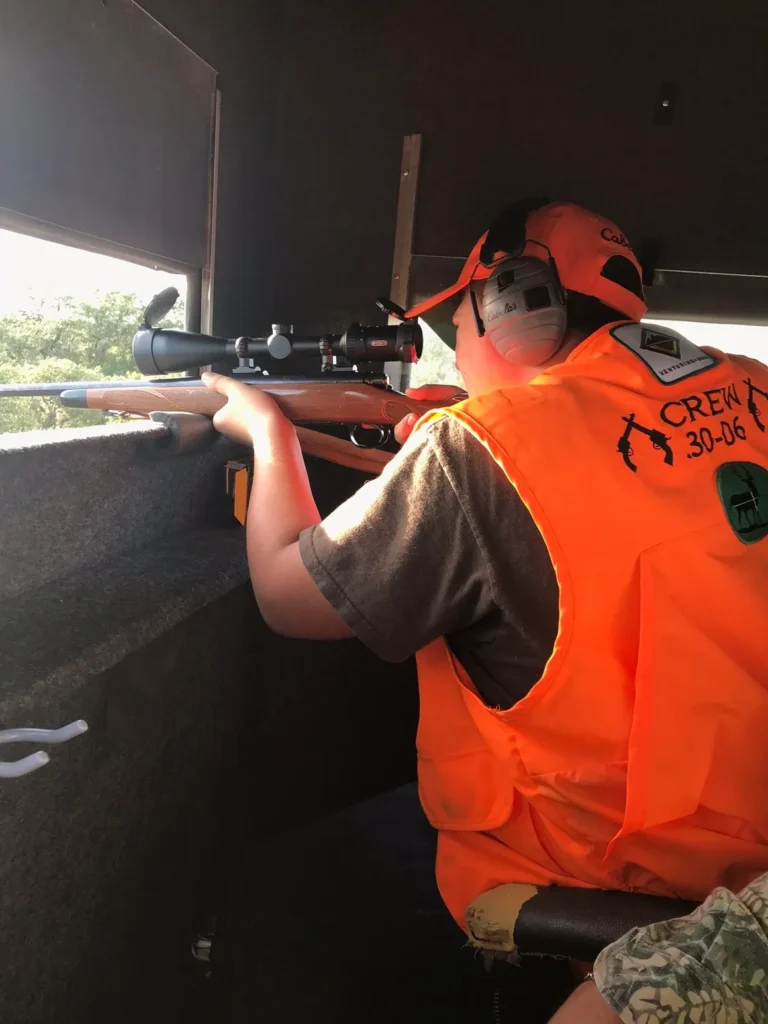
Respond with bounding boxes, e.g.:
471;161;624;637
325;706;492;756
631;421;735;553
64;380;451;423
62;380;460;475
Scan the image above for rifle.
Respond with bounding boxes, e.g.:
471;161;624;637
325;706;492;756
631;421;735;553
60;288;458;473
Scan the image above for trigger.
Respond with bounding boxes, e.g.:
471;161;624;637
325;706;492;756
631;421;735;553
349;425;390;449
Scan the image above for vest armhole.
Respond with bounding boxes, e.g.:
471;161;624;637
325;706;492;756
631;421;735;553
440;399;577;717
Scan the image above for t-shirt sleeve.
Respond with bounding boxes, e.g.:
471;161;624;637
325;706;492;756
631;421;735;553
299;418;497;662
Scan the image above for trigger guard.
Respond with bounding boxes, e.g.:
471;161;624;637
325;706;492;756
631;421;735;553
349;425;389;449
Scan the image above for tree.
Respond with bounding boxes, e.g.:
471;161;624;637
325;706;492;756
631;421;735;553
409;323;463;389
0;291;184;434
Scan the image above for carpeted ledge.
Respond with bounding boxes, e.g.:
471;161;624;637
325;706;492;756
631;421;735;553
0;421;243;602
0;527;249;722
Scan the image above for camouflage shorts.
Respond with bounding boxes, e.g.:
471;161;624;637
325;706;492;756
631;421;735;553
594;874;768;1023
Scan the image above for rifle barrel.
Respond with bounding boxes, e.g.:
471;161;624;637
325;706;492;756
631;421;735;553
0;379;189;399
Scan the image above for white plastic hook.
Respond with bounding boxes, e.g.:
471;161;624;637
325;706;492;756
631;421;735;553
0;720;88;778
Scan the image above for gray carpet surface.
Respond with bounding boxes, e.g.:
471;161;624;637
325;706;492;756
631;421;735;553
0;527;248;721
0;421;241;601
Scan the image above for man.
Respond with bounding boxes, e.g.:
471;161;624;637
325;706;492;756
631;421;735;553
203;200;768;929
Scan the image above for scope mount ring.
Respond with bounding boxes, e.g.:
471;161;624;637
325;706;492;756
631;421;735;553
349;424;390;449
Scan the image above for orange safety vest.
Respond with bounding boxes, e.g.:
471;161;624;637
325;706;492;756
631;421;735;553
414;322;768;926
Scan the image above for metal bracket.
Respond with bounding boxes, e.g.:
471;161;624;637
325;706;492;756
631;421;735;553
0;720;88;778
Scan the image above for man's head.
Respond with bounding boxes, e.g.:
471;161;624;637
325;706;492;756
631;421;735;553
407;200;647;393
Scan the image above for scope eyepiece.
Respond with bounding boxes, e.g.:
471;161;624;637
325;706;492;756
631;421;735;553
338;322;422;364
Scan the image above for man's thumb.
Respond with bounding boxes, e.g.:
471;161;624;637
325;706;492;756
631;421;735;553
201;371;230;394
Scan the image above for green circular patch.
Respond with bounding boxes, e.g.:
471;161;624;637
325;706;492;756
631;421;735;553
716;461;768;544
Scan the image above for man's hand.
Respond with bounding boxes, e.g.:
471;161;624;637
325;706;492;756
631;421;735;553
202;371;292;445
394;385;467;445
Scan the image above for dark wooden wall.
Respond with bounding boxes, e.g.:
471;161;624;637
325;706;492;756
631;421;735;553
145;0;767;335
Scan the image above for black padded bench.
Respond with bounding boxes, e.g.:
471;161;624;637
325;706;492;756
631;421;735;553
468;882;697;963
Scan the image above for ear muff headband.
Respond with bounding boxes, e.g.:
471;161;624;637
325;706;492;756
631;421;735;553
479;196;550;267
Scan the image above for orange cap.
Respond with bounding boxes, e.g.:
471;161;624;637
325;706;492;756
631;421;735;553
405;202;647;322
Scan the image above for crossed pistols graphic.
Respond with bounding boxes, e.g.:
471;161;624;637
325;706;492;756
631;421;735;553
617;414;674;473
617;379;768;472
746;377;768;433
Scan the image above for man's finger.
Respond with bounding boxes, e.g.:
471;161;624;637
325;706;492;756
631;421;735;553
394;413;419;446
405;385;467;401
201;371;238;395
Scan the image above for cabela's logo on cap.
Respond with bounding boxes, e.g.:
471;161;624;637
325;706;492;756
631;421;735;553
600;226;632;250
640;329;681;360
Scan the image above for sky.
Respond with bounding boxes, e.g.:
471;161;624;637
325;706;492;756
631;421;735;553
0;228;186;315
417;319;768;357
646;318;767;362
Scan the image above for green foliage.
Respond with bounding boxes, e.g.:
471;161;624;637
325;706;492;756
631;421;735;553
410;325;463;388
0;291;184;434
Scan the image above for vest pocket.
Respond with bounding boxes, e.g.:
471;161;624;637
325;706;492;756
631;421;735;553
417;745;517;831
416;639;517;831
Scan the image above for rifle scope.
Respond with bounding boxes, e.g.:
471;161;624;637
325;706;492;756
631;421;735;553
133;322;423;376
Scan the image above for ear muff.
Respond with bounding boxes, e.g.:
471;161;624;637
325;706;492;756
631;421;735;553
471;196;568;364
479;256;566;365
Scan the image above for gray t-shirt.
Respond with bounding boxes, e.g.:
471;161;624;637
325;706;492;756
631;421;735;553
299;416;559;709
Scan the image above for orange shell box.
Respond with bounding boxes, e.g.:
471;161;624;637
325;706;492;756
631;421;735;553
225;460;253;526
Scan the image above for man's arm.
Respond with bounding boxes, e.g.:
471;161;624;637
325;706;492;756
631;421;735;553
203;372;353;639
204;370;468;638
244;419;354;639
203;372;508;665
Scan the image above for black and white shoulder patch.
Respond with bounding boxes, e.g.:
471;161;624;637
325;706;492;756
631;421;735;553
611;323;717;385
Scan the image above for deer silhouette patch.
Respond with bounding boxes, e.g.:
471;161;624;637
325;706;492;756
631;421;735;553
716;462;768;544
